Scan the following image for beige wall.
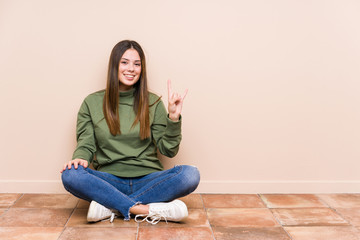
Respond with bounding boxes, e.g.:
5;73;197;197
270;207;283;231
1;0;359;193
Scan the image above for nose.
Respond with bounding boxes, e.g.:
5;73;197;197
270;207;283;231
128;63;135;72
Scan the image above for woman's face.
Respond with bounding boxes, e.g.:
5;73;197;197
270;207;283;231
118;48;141;91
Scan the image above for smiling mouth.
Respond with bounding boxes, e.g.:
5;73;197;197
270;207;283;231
124;74;135;79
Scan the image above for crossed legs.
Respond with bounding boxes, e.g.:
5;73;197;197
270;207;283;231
61;165;200;220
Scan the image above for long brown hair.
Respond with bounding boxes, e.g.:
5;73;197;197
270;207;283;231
103;40;150;140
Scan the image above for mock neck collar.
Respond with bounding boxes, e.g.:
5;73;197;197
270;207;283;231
119;88;135;97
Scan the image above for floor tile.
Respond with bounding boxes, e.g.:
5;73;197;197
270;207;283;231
261;194;326;208
213;227;291;240
12;194;79;209
0;194;22;207
179;194;204;208
207;208;279;228
0;227;63;240
272;208;348;226
318;194;360;208
66;208;137;227
0;208;7;216
285;226;360;240
2;192;359;239
335;208;360;226
0;208;73;227
139;209;209;227
76;199;90;209
202;194;265;208
59;227;137;240
138;227;213;240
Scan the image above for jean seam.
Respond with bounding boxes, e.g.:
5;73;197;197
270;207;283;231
85;168;128;185
131;165;183;199
132;166;182;185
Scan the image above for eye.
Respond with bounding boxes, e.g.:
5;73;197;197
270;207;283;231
135;63;141;67
120;61;128;65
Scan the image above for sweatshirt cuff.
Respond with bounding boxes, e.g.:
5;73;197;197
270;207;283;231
166;114;182;136
72;149;92;163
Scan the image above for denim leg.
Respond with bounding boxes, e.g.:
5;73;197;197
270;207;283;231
82;167;133;195
61;165;137;220
129;165;200;204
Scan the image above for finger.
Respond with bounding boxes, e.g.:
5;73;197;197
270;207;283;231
182;89;188;101
74;161;78;169
81;161;88;168
173;93;179;101
60;165;66;173
169;93;176;105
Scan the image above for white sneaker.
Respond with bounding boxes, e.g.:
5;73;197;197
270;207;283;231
135;200;188;225
87;201;117;223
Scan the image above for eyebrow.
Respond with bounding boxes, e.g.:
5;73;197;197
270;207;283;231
121;58;141;62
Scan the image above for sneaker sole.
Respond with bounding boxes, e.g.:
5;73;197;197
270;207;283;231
170;199;189;221
87;201;99;222
87;201;111;222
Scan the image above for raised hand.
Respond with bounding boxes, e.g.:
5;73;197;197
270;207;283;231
167;79;188;121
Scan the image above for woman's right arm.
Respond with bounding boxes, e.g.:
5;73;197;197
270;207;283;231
60;98;97;172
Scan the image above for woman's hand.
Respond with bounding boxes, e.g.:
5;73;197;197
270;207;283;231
60;159;88;173
167;79;188;121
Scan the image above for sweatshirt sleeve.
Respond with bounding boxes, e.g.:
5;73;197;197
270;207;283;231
151;100;182;158
72;99;97;163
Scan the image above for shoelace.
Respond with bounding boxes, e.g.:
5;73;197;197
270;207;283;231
100;212;117;223
135;213;168;225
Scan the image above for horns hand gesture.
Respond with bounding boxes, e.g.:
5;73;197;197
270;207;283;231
167;79;188;121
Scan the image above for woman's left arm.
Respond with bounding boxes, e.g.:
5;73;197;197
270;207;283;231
151;80;188;157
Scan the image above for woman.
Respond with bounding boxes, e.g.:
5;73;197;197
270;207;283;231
61;40;200;224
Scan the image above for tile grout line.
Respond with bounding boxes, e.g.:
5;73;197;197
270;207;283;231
331;208;357;228
257;193;294;240
200;194;216;240
56;226;68;240
56;202;78;240
0;206;11;219
11;193;24;207
0;193;25;221
74;198;81;209
315;194;355;228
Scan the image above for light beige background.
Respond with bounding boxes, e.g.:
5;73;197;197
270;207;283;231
1;0;359;193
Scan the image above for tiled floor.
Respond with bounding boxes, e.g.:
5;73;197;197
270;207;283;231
0;193;360;239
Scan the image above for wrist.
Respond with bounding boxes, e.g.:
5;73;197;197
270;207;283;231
168;114;179;122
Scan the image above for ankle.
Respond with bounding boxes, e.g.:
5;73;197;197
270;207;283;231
130;204;149;215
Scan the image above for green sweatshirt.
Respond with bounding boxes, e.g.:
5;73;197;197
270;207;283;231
72;88;182;177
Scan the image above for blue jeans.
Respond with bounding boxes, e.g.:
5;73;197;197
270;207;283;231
61;165;200;220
